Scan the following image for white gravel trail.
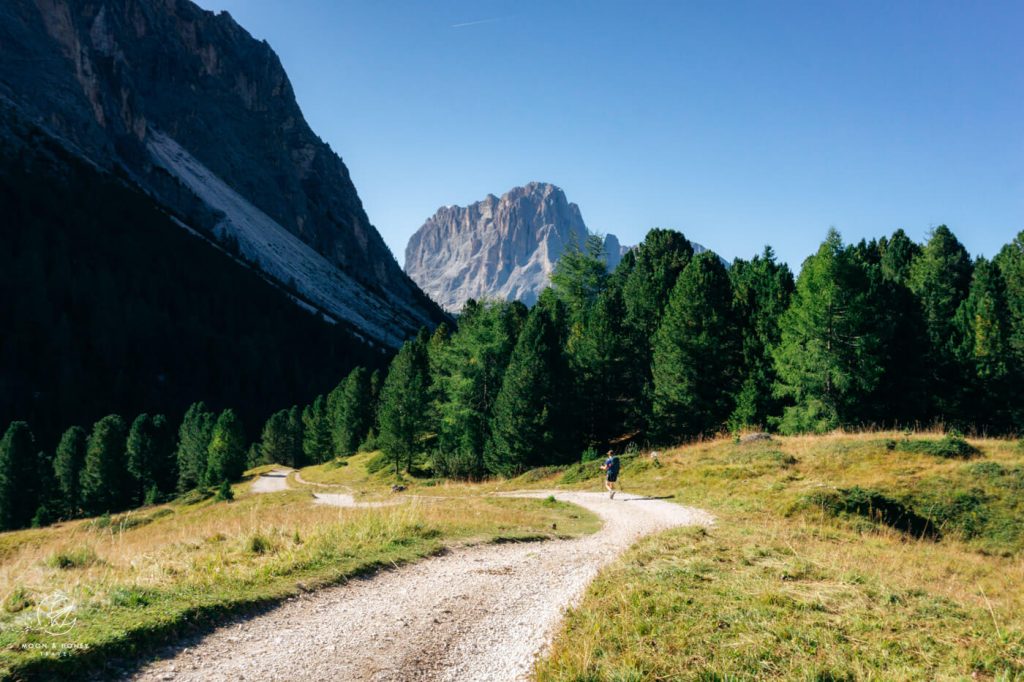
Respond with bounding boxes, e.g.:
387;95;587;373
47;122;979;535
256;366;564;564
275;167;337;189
248;469;293;493
128;491;713;682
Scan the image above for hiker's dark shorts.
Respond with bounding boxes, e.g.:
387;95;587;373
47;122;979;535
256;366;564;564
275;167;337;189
606;473;618;483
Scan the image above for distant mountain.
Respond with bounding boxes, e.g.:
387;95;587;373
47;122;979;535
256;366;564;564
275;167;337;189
405;182;628;311
0;0;447;347
404;182;726;311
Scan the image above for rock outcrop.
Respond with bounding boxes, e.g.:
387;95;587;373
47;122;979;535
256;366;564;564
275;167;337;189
405;182;626;311
0;0;446;346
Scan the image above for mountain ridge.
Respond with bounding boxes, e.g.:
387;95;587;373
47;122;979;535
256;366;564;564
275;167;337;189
0;0;447;346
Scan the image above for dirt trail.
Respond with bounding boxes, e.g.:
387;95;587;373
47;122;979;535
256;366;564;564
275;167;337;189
128;491;712;682
248;469;292;493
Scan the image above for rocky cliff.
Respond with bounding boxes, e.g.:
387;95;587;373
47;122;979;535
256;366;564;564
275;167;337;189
405;182;627;311
0;0;446;346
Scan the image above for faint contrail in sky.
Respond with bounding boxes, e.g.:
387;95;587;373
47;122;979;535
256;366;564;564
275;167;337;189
451;17;503;28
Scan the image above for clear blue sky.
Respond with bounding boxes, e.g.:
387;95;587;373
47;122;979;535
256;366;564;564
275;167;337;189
197;0;1022;269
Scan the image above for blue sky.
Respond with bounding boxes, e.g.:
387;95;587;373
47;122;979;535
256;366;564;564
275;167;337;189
197;0;1022;270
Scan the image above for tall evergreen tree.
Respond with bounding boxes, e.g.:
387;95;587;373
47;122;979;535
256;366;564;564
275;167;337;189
0;422;39;530
258;407;304;467
126;413;176;504
728;246;794;430
176;402;215;492
81;414;129;514
329;367;372;457
652;252;740;440
301;395;333;463
205;409;247;485
773;230;885;433
551;233;610;337
878;229;921;285
995;231;1024;369
570;285;632;449
613;229;696;436
908;226;974;420
377;334;431;476
431;301;526;478
53;425;87;514
952;259;1017;430
486;301;571;476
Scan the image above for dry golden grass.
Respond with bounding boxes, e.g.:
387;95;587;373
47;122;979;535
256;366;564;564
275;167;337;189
533;432;1024;680
0;467;598;679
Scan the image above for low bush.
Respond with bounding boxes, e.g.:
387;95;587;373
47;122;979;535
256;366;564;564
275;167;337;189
45;546;100;569
808;487;940;540
892;435;979;459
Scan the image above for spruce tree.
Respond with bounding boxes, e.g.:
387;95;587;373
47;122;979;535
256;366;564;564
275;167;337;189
329;368;372;457
176;402;215;492
205;409;247;485
0;422;39;530
377;335;430;476
431;302;525;478
995;231;1024;367
53;425;87;514
728;246;795;430
258;407;304;467
773;230;884;433
302;395;333;463
908;226;974;419
614;229;695;437
952;259;1016;430
569;286;630;449
151;414;177;495
551;233;610;335
486;302;571;476
81;414;129;514
652;252;740;440
127;413;171;505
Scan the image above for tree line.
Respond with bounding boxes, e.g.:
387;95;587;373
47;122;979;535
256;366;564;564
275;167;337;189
0;362;383;530
3;224;1022;529
374;226;1024;478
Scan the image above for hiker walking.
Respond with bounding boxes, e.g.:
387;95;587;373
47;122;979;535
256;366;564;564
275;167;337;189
600;450;620;499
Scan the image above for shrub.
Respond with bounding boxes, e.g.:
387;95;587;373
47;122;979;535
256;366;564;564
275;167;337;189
893;436;979;459
4;586;33;613
46;546;100;569
215;479;234;502
247;533;274;555
580;446;600;463
808;487;939;539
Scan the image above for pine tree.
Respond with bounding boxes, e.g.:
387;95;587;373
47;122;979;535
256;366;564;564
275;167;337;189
329;367;372;457
378;335;431;477
176;402;215;492
151;414;177;495
205;409;247;485
0;422;39;530
259;407;304;467
301;395;333;463
908;226;974;420
551;233;610;336
485;302;571;476
127;414;176;505
728;246;794;430
995;231;1024;366
614;229;695;436
652;252;740;440
81;414;129;514
53;425;87;514
773;230;884;433
431;302;526;478
952;259;1016;430
569;286;631;449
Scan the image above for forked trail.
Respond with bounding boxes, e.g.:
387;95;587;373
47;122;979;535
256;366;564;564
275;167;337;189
129;491;712;682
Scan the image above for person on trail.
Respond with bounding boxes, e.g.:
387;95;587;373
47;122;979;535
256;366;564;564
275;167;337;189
600;450;620;499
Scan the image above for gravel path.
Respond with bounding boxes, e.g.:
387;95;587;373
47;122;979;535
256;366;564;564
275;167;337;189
128;491;712;682
249;469;293;493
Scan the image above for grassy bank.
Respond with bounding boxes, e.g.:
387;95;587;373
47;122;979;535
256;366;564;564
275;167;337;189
0;459;598;679
532;433;1024;681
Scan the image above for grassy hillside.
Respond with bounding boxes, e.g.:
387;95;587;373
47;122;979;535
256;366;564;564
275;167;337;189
0;453;597;679
529;432;1024;681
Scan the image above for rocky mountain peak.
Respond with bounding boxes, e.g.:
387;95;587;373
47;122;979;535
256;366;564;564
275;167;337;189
405;182;623;311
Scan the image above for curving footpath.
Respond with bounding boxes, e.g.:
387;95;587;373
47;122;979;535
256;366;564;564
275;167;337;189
129;491;713;682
